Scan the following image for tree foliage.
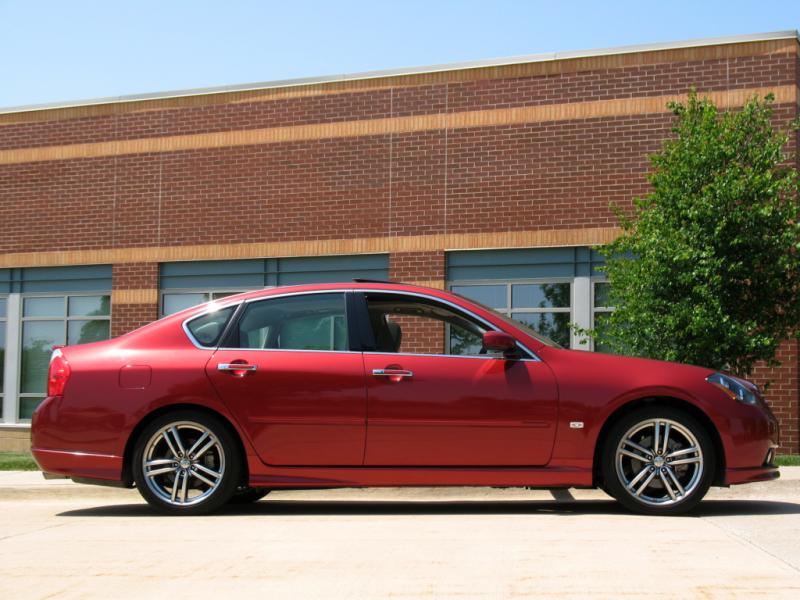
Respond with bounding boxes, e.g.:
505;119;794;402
599;91;800;375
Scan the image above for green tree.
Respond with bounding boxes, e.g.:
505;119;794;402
599;91;800;375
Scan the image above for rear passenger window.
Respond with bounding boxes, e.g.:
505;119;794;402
236;293;348;351
186;306;236;347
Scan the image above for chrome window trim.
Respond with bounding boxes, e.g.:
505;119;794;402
181;288;541;360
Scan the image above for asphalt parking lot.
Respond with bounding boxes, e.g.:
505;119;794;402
1;470;799;599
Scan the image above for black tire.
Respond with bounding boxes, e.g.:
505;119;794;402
601;406;716;516
229;487;271;504
132;410;242;515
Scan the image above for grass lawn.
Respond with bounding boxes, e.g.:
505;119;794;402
1;450;799;470
0;452;38;471
776;454;800;467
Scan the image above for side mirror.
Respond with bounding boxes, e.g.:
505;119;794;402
482;331;518;357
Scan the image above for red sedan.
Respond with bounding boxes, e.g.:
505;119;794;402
31;281;779;515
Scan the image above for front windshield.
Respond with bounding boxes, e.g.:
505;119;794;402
449;291;563;349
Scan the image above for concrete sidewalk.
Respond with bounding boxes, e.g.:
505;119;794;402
1;469;799;599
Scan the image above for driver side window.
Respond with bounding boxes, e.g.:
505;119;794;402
363;293;487;356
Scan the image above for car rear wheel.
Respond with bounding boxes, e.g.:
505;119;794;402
601;406;715;515
133;410;241;515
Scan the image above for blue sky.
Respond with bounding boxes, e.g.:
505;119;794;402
1;0;798;109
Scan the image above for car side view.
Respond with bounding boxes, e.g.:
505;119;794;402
31;281;779;515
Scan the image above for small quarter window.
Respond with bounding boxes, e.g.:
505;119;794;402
186;306;236;347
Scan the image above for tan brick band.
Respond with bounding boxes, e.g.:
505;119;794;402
0;38;794;126
0;86;794;166
0;227;622;269
111;289;159;305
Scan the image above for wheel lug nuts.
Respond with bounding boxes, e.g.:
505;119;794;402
649;467;655;472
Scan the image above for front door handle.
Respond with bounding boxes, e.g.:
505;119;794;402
372;368;413;380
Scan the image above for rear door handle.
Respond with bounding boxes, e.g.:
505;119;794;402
218;363;257;372
372;368;413;378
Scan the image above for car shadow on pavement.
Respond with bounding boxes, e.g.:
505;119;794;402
56;498;800;518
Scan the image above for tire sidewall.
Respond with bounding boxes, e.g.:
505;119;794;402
132;410;242;515
602;406;716;516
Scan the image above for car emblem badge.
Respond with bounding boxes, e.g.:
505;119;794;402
569;421;584;429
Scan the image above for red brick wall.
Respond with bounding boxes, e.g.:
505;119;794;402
751;338;799;453
111;263;159;337
388;252;446;354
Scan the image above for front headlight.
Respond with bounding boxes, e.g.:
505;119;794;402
706;372;758;405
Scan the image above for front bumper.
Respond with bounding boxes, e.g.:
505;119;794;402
725;465;780;485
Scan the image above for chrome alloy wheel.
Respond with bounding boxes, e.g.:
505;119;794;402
615;418;704;507
141;421;226;507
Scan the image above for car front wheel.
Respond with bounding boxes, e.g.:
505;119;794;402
602;406;715;515
132;410;242;515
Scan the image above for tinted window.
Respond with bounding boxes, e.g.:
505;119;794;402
187;306;236;347
236;293;348;351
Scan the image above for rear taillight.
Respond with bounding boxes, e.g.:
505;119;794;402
48;349;71;397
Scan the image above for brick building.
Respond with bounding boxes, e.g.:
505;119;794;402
0;31;798;453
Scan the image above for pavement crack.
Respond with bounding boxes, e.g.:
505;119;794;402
0;521;70;543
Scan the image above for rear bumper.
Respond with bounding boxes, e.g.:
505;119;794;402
725;465;780;485
31;447;123;483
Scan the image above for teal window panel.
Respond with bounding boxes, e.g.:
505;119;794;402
275;254;388;286
160;254;389;291
447;247;605;281
0;265;112;293
160;260;265;290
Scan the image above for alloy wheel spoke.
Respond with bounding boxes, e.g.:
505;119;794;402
181;470;189;503
145;458;176;468
667;446;698;459
659;470;676;500
146;466;178;478
171;471;181;503
661;423;671;455
190;469;217;488
666;466;685;496
653;421;660;456
193;438;217;460
623;439;653;459
186;432;210;457
169;427;187;456
161;430;180;458
634;470;657;496
193;463;222;480
669;456;701;466
620;448;650;462
626;465;651;490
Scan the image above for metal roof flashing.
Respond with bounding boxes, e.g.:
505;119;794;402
0;30;797;116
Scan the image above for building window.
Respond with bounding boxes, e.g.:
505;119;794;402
0;297;6;420
19;294;110;420
161;291;244;316
592;281;614;353
450;281;572;348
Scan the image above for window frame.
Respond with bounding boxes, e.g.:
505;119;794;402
0;294;7;415
17;292;111;422
352;290;539;361
447;278;573;349
591;278;614;353
201;290;357;353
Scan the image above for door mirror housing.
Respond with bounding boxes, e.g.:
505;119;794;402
482;331;518;357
